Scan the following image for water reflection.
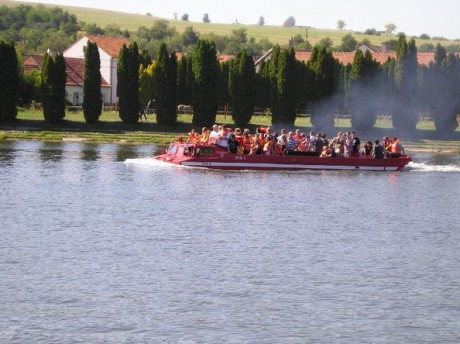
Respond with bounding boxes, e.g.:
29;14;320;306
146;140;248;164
38;142;63;162
116;144;140;161
80;144;99;161
0;141;16;166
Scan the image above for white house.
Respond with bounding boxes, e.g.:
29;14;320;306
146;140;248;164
63;35;130;104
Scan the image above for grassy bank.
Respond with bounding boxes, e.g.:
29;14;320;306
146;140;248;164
1;109;459;153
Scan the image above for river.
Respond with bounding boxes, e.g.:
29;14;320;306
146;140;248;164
1;141;459;343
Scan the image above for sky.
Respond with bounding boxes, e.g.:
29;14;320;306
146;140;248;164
17;0;460;39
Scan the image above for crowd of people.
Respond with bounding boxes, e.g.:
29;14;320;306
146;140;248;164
185;125;406;159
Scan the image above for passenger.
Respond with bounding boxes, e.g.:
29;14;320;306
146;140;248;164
249;133;261;155
227;133;239;154
362;140;373;157
332;138;344;157
263;136;275;155
286;132;298;152
315;133;325;155
209;124;220;144
383;136;392;158
321;144;333;157
372;139;385;159
201;127;210;144
187;129;196;143
216;124;232;148
293;129;302;140
241;129;253;154
342;132;352;158
274;135;286;156
390;137;405;158
351;131;361;157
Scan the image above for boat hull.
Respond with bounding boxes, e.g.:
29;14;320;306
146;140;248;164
153;144;411;172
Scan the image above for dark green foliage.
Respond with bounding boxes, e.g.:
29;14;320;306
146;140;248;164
349;50;380;130
139;49;152;68
307;45;339;129
191;39;218;126
229;50;256;127
176;55;188;105
267;45;281;118
217;61;230;107
255;60;271;109
117;42;140;124
393;36;419;131
338;33;358;52
83;41;102;123
0;40;18;121
40;52;66;123
154;43;177;125
273;48;297;125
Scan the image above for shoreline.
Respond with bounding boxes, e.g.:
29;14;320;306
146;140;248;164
1;128;459;154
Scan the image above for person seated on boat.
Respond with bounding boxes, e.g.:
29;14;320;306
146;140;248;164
372;139;385;159
342;132;352;158
227;133;240;154
315;133;325;155
187;129;197;143
383;136;392;158
249;133;262;155
389;137;405;158
233;128;246;155
362;141;373;157
320;143;333;157
241;129;253;154
292;129;302;140
209;124;220;144
201;127;210;144
263;136;275;155
299;135;312;152
274;135;286;156
309;131;317;147
216;125;232;148
286;132;298;153
351;131;361;157
331;138;344;157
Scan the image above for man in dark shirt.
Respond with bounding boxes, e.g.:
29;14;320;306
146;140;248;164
351;131;361;156
373;139;384;159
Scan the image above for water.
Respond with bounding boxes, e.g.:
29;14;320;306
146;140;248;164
1;141;459;343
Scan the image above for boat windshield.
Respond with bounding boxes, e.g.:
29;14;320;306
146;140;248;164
167;144;178;155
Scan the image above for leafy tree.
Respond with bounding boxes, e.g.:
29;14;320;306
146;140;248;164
182;26;199;46
283;16;296;27
154;43;177;125
117;42;140;124
419;33;430;40
273;48;297;125
139;62;156;109
229;49;256;127
41;52;66;123
338;33;357;52
181;13;189;21
192;39;218;126
318;37;334;49
258;16;265;26
83;40;102;123
385;23;397;35
364;28;379;35
337;20;346;30
393;36;419;131
203;13;210;23
217;61;230;108
0;40;18;121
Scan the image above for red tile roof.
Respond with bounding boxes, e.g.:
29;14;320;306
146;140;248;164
87;35;130;58
23;54;109;87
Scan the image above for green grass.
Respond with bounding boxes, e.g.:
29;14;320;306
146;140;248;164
1;0;457;47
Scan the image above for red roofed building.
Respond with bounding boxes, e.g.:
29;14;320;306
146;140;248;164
24;54;111;105
63;35;130;104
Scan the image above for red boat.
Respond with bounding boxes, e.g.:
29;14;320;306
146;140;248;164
153;142;412;171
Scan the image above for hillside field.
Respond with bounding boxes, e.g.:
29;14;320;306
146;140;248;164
1;0;457;48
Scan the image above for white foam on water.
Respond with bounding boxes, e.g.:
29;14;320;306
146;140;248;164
407;161;460;172
124;158;184;169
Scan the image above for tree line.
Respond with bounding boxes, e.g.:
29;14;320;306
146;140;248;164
1;35;459;133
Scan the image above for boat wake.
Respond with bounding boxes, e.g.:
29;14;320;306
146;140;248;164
124;158;184;169
407;161;460;172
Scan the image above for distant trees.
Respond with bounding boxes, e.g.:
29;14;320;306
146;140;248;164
117;42;140;124
154;43;177;125
385;23;397;35
283;16;296;27
181;14;189;21
192;39;218;126
338;33;357;52
337;20;346;31
258;16;265;26
83;41;102;123
229;49;256;127
41;52;66;123
202;13;210;23
0;40;18;121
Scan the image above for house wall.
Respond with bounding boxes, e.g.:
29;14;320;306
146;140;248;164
64;37;116;104
66;86;111;106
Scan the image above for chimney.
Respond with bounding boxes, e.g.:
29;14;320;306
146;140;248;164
382;42;389;53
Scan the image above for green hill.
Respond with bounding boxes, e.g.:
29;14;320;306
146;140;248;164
0;0;456;48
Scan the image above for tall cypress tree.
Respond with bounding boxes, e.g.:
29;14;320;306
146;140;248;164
83;41;102;123
117;42;140;124
229;49;256;127
0;40;18;121
41;52;66;123
273;48;296;126
393;36;419;131
154;43;177;125
176;55;188;105
192;39;218;126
